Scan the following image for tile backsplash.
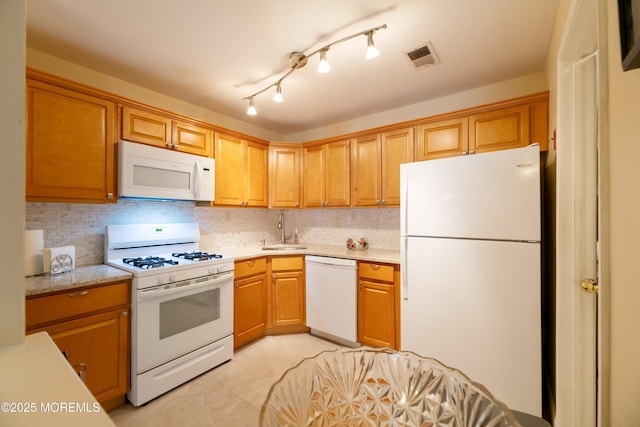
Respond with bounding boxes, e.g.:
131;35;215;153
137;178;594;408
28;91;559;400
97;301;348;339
26;201;400;267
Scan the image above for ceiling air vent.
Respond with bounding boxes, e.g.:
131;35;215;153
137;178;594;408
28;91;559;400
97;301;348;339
405;42;440;69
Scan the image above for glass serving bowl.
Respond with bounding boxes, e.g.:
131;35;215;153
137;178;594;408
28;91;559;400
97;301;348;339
260;348;521;427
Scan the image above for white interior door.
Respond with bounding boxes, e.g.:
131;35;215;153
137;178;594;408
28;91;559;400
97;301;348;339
556;0;604;425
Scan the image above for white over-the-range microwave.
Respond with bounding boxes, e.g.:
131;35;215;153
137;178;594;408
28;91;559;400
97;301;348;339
118;140;214;202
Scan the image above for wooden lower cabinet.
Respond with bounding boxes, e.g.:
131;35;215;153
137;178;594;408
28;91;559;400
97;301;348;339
268;256;307;334
25;281;130;411
357;262;400;349
234;257;267;349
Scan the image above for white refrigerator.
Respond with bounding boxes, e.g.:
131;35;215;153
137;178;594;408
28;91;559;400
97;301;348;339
400;144;542;416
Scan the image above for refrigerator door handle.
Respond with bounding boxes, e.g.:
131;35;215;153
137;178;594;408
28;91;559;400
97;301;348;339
400;173;408;236
401;237;409;301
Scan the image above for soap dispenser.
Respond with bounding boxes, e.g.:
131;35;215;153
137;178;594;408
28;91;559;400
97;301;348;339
293;228;299;244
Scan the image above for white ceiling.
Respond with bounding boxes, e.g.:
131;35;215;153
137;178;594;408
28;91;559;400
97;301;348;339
26;0;560;135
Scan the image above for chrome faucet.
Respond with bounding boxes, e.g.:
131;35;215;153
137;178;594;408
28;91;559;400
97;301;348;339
278;213;291;244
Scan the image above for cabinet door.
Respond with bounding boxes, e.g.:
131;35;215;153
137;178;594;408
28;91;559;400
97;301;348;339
469;105;530;154
358;279;397;348
26;80;116;203
530;99;549;151
351;134;382;207
234;273;267;349
324;139;351;207
214;133;245;205
30;310;129;411
244;140;269;207
172;120;212;156
121;106;171;148
269;145;301;208
416;117;469;160
303;145;325;207
272;271;305;327
381;127;414;206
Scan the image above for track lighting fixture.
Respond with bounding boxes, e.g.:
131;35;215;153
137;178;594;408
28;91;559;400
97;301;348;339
243;24;387;115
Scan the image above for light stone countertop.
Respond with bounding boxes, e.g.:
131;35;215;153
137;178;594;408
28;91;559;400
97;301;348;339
219;243;401;265
25;265;132;297
24;244;398;297
0;332;116;426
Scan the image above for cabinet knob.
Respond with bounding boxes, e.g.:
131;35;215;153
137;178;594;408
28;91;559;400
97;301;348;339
107;192;114;199
381;200;386;205
469;149;475;154
246;260;255;267
74;362;87;383
462;151;468;155
371;264;381;270
272;273;276;280
295;202;300;207
376;200;381;205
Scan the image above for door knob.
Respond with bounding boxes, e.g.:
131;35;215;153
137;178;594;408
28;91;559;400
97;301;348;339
581;278;598;293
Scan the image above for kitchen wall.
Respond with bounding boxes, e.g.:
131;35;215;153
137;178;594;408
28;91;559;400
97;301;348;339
25;202;400;266
605;0;640;423
1;0;26;347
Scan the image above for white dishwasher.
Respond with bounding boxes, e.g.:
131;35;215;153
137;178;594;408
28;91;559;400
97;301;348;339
305;255;360;347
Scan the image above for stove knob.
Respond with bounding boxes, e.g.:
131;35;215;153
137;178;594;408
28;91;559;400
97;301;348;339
156;275;167;285
169;274;177;282
208;266;217;275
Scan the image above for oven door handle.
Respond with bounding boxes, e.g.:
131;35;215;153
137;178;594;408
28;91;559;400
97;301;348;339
138;273;231;302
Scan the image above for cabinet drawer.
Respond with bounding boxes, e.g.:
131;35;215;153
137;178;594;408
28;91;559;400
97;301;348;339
358;262;395;283
235;257;267;279
26;282;129;329
271;256;304;271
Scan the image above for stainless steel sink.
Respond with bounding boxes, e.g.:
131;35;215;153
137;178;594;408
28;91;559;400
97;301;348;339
261;244;307;251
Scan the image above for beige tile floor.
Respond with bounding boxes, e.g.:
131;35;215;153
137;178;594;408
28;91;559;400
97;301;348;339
108;334;342;427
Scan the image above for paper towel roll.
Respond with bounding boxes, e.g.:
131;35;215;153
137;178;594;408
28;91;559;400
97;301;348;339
24;230;44;276
43;245;75;274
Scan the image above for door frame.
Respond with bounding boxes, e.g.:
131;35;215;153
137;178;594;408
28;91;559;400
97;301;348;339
555;0;610;425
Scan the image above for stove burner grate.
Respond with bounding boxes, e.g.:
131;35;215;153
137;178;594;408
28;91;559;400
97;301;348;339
172;251;223;261
123;256;179;269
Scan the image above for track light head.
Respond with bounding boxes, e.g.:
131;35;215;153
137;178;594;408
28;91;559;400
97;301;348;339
317;48;331;73
365;31;380;60
273;82;283;103
246;98;257;115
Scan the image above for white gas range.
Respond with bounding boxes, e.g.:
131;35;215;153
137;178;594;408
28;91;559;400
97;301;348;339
105;223;234;407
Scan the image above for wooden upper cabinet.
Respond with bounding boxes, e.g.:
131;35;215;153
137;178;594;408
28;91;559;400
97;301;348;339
121;106;212;157
324;139;351;207
381;127;414;206
416;117;469;161
351;128;414;207
121;106;171;148
171;120;213;156
469;104;530;154
245;140;269;207
351;134;382;207
214;132;268;207
26;78;116;203
530;98;549;150
269;143;302;209
304;140;351;208
302;145;325;208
